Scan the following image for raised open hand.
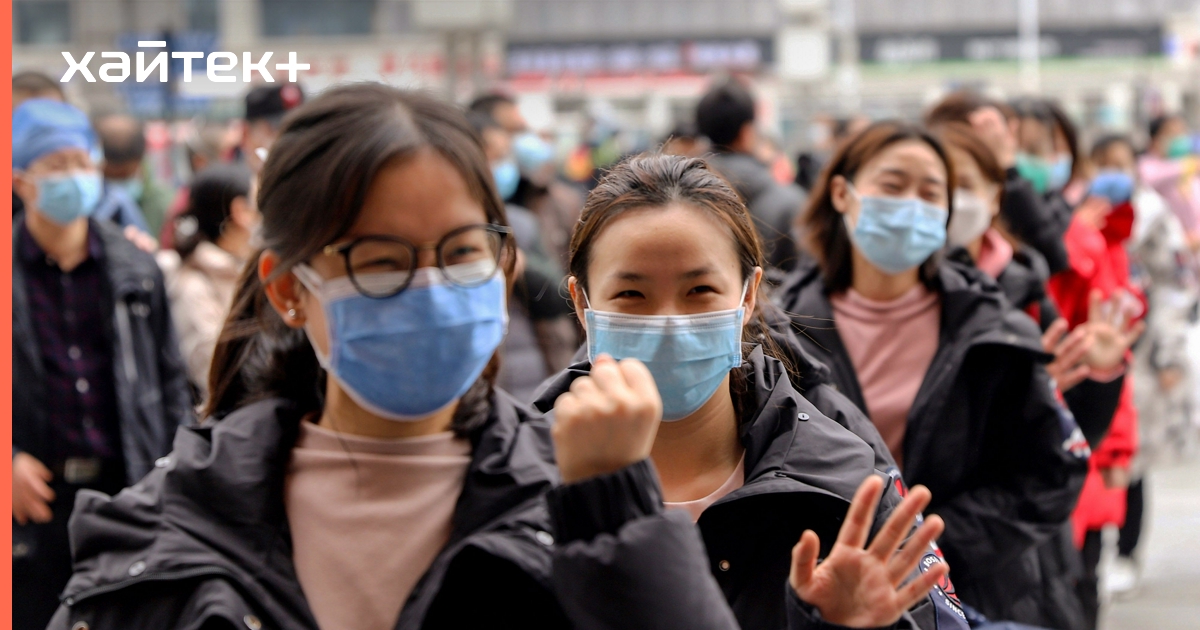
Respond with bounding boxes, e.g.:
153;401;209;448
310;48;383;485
1084;290;1145;373
790;475;948;628
552;354;663;484
1041;318;1093;392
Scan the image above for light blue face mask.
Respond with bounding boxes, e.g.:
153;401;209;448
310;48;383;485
1047;156;1073;192
108;176;144;201
36;171;103;225
294;260;508;420
845;183;948;275
584;283;747;421
492;159;520;201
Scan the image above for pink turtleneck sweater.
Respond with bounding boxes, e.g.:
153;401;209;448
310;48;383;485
831;286;941;468
285;421;472;630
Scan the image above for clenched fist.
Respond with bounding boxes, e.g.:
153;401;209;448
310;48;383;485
552;354;663;484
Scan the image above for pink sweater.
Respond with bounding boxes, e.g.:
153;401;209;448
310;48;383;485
285;422;472;630
831;286;941;468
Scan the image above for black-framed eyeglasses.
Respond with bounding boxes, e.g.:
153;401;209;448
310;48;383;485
322;224;511;299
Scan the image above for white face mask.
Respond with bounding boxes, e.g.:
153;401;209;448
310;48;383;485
948;188;995;248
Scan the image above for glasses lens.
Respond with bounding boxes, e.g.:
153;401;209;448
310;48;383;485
440;227;503;287
346;238;416;297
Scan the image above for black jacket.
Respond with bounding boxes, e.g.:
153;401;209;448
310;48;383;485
772;261;1089;625
706;152;806;271
13;215;193;484
51;391;751;630
535;348;968;630
1000;169;1070;274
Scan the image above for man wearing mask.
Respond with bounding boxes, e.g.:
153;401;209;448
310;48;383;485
1139;114;1200;251
240;83;305;175
11;99;193;630
95;112;174;237
696;78;806;270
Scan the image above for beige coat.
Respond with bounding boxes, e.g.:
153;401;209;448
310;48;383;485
162;242;245;396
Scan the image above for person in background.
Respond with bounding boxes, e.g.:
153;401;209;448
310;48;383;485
1094;134;1199;597
95;112;175;238
469;91;528;134
511;127;585;270
773;120;1089;627
240;83;305;175
1041;134;1145;628
697;77;806;270
13;70;64;110
13;71;65;219
468;110;577;400
926;92;1071;273
662;120;709;158
165;164;258;398
1138;114;1200;250
160;120;234;248
11;98;192;630
937;123;1133;630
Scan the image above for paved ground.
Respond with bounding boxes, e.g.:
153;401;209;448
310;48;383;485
1102;323;1200;630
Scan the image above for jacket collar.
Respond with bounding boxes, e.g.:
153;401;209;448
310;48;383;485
532;347;875;506
62;393;558;625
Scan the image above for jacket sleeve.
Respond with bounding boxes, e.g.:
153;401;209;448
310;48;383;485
151;266;196;430
1063;374;1125;449
928;363;1088;586
547;459;741;630
1001;171;1070;273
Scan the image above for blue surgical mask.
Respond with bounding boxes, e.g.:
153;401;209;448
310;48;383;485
36;171;103;225
1047;156;1072;192
492;159;520;201
845;183;948;275
294;261;508;420
583;283;747;421
108;176;144;201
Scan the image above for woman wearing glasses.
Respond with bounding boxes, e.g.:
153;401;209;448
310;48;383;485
48;85;746;630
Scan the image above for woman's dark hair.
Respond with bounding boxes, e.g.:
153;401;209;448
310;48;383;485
568;153;797;421
174;163;253;259
1091;134;1135;164
1042;100;1082;181
205;83;514;436
802;120;954;295
924;91;994;127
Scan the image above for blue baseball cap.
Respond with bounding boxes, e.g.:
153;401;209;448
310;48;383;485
12;98;97;170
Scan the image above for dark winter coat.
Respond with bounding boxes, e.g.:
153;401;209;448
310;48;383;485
535;347;969;630
772;260;1089;626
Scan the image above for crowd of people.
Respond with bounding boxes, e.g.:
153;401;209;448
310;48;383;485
9;68;1199;630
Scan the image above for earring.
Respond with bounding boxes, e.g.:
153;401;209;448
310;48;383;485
287;308;298;319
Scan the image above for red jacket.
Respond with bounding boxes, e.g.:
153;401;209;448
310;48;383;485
1046;202;1141;546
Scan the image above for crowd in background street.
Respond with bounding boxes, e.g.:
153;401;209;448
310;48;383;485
10;67;1200;630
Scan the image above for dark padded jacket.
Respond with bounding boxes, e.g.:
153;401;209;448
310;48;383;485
772;260;1089;626
49;391;749;630
1000;169;1070;274
535;348;969;630
13;215;193;485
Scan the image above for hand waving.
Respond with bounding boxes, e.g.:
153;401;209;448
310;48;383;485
552;354;663;484
1041;318;1093;392
790;476;948;628
1084;290;1145;373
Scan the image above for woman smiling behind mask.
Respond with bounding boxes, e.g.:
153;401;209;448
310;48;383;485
535;154;964;630
773;121;1089;626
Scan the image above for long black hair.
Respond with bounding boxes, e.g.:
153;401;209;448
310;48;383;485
174;163;253;259
205;84;514;435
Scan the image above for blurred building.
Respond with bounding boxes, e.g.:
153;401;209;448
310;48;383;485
12;0;1200;149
